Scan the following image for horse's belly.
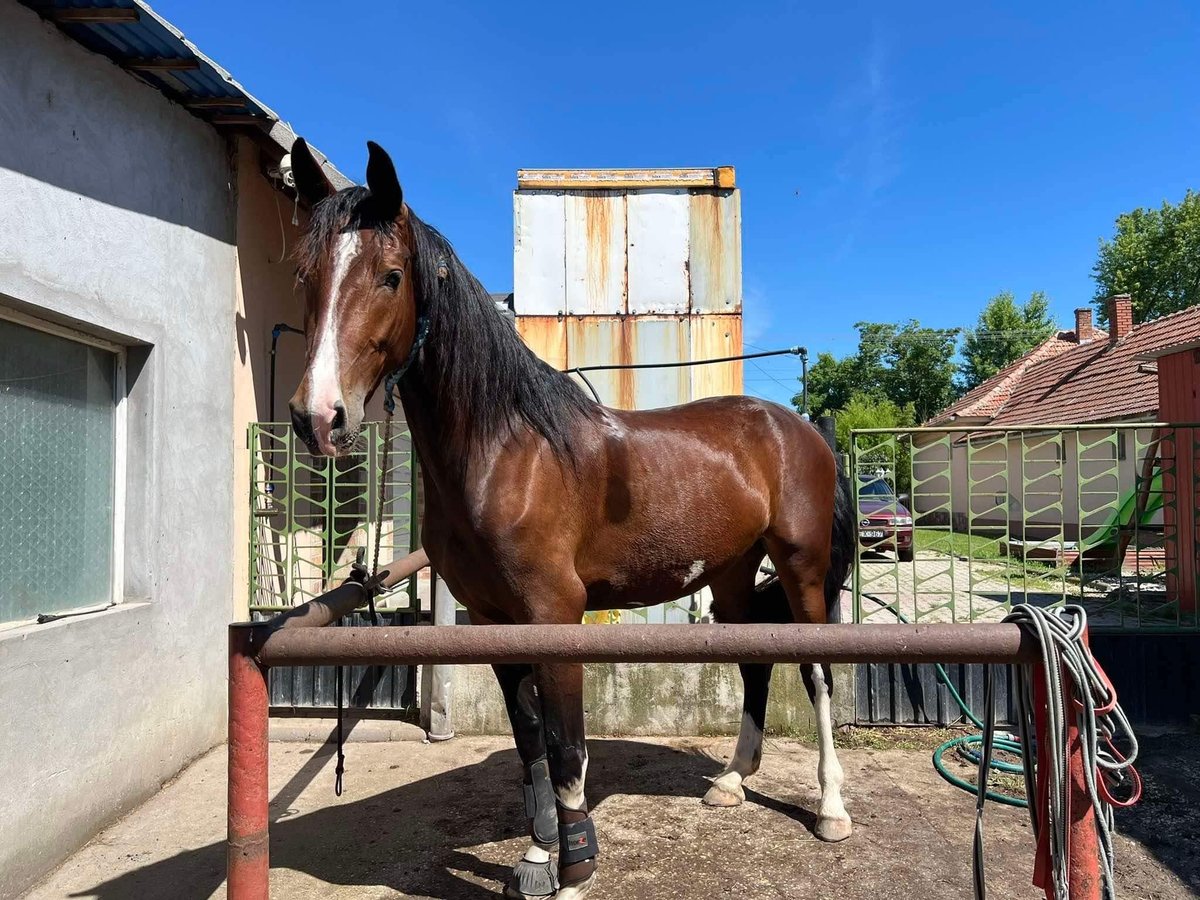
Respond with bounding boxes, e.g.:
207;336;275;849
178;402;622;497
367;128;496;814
581;548;751;611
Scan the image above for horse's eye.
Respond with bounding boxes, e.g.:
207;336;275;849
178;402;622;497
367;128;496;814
383;269;403;291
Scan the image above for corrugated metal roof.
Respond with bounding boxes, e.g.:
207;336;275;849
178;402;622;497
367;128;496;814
18;0;351;187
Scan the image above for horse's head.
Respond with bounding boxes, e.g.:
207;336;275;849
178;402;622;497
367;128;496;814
288;139;419;456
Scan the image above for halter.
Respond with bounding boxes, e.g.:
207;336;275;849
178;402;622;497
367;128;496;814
380;255;445;414
334;254;447;797
381;314;429;414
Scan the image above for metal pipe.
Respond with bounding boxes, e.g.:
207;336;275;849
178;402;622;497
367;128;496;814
228;624;270;900
268;323;304;423
800;346;809;417
265;548;430;631
253;622;1040;668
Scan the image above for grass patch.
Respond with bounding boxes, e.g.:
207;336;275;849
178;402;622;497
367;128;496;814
913;528;1067;590
914;529;1005;560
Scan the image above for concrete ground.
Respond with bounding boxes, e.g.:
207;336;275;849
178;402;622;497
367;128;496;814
854;554;1145;626
24;734;1196;900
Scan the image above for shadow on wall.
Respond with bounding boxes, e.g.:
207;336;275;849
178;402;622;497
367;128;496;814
64;740;820;900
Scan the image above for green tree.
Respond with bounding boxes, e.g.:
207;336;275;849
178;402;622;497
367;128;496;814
1092;189;1200;324
833;393;916;451
801;344;885;416
834;393;916;495
960;291;1057;389
796;320;958;422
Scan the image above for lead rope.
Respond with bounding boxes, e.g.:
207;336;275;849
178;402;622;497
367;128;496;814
973;604;1140;900
332;260;442;797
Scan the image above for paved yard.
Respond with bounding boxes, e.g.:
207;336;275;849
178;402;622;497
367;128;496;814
24;733;1197;899
852;553;1152;627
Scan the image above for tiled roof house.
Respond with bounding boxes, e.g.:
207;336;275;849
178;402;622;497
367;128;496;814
928;295;1200;427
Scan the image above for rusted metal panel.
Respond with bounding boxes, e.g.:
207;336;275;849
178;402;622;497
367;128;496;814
561;316;700;410
254;622;1041;668
519;167;736;190
513;191;565;315
516;315;569;371
565;316;634;408
689;190;742;313
631;317;691;410
627;190;691;314
565;191;626;315
691;314;744;400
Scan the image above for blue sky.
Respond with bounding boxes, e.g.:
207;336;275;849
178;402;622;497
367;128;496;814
155;0;1198;405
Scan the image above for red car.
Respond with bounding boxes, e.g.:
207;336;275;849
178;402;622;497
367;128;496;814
857;476;914;562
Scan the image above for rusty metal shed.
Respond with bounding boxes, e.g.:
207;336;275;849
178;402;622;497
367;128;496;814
512;168;744;409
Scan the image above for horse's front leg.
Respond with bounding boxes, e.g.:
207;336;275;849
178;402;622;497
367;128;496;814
494;663;561;899
535;661;597;900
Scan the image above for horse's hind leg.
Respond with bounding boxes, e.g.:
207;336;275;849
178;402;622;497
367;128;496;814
764;538;853;843
801;662;851;841
703;662;772;807
704;548;777;808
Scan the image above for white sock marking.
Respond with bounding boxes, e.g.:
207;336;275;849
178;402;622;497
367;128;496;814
810;665;848;823
523;845;551;864
711;710;763;796
556;752;588;811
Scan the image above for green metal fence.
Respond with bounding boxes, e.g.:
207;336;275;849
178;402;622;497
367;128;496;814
850;424;1199;632
248;422;419;614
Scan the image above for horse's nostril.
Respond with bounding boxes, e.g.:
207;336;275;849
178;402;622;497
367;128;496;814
290;406;313;441
331;400;347;432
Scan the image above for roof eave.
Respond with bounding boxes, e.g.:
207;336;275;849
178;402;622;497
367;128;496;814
23;0;352;189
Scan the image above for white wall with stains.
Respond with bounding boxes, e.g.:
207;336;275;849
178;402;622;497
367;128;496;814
0;6;238;895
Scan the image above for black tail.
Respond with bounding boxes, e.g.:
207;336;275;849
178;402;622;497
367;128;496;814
824;470;855;623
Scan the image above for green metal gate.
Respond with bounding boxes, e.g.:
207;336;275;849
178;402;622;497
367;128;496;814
248;421;420;712
848;424;1200;725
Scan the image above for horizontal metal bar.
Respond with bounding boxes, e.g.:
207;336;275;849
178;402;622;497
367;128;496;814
247;623;1040;668
517;167;735;190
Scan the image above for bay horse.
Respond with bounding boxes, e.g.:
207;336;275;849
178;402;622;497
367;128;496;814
286;138;856;899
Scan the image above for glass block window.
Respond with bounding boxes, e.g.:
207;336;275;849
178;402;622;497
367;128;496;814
0;314;120;624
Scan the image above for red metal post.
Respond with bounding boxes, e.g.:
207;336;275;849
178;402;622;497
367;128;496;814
228;624;270;900
1031;637;1102;900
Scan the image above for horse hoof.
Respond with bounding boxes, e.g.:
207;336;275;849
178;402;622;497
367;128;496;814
555;872;597;900
815;815;853;842
504;857;558;899
702;783;745;807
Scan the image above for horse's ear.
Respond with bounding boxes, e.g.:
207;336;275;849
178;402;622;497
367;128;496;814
366;141;403;219
290;138;334;206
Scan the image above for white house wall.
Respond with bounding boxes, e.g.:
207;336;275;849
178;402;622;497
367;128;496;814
0;7;238;894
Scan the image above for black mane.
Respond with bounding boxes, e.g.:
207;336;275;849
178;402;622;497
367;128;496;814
298;186;598;460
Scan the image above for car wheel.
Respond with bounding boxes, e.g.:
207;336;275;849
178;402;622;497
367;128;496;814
898;547;914;563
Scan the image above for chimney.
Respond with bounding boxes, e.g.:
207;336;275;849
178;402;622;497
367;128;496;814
1108;294;1134;343
1074;307;1094;343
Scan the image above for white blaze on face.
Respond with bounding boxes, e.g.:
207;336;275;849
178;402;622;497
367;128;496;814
307;231;360;449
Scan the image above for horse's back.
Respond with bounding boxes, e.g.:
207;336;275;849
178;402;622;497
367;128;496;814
604;394;832;474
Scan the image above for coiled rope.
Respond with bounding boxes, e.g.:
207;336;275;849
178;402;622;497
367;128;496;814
974;604;1141;900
